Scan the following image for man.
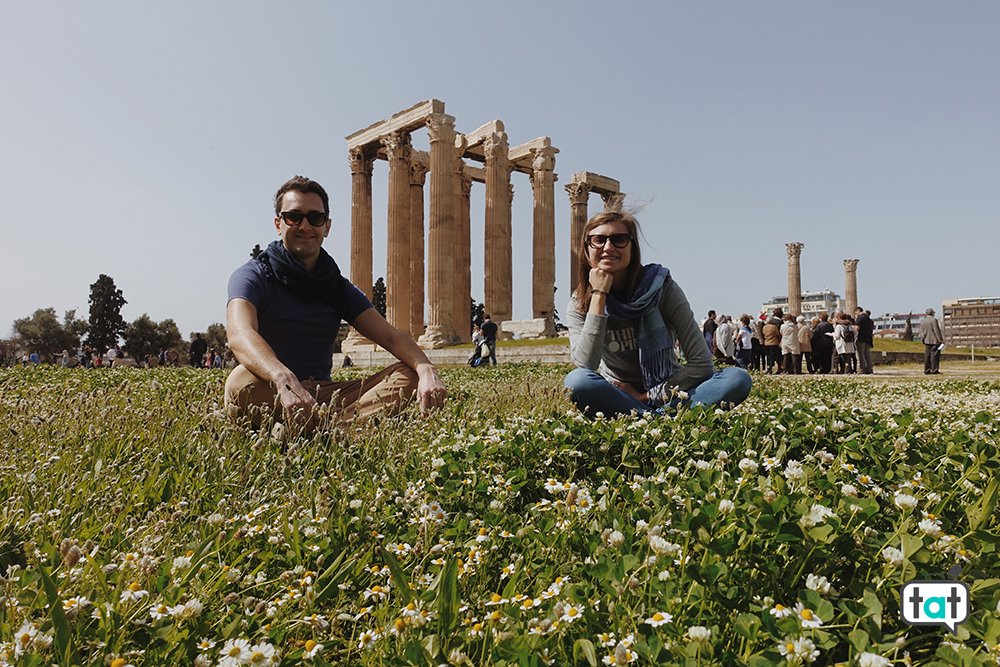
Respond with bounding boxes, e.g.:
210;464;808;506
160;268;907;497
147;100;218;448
811;312;835;374
702;310;717;355
854;306;874;374
920;307;944;374
225;176;447;432
190;333;208;368
480;314;499;366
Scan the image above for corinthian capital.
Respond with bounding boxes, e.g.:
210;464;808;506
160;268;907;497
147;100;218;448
531;146;557;174
409;162;429;186
564;182;591;206
786;242;804;261
843;259;859;272
348;145;375;176
425;113;456;143
484;131;509;163
380;131;412;162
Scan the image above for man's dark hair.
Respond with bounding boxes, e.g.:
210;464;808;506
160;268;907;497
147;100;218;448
274;176;330;215
708;310;716;318
483;314;491;320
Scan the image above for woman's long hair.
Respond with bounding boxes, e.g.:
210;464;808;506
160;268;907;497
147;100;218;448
574;211;644;312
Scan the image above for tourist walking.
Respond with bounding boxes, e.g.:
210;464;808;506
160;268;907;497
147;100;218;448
480;314;499;366
920;308;944;374
564;209;751;418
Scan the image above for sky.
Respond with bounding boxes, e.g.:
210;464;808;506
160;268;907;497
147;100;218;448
2;2;998;339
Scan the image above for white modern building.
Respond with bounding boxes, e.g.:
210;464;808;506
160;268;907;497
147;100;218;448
761;289;844;317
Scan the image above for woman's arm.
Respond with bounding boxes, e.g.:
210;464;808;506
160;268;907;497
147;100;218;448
646;280;714;404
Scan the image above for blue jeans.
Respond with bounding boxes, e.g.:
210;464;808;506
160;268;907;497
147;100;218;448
564;367;753;419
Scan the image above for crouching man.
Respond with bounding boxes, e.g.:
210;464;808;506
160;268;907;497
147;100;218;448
225;176;447;432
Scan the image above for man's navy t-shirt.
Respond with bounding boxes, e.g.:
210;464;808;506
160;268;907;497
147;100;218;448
227;259;373;382
481;320;498;342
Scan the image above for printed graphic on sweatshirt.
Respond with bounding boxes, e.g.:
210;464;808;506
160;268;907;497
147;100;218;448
606;326;638;353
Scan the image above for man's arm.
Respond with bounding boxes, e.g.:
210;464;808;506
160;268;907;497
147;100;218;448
350;308;447;411
226;298;317;416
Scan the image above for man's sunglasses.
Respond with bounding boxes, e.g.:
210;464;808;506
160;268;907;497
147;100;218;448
587;233;632;249
279;211;328;227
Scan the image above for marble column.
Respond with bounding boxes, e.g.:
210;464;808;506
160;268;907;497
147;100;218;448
418;113;458;348
483;129;511;328
565;182;591;296
786;243;804;317
345;145;375;349
530;147;557;332
409;162;428;339
382;131;412;334
844;259;859;314
453;165;473;342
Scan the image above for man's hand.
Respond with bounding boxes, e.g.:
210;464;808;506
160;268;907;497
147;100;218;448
277;377;318;431
589;268;613;294
416;363;447;413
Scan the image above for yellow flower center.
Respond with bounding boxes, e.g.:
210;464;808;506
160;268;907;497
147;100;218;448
128;582;142;592
490;611;502;621
186;550;194;557
786;643;795;652
371;585;382;593
406;602;416;611
473;623;483;632
523;599;534;608
801;609;814;621
567;608;579;617
395;618;407;633
775;604;785;611
111;660;126;667
228;647;242;657
305;640;316;651
491;593;502;602
653;613;664;622
479;528;488;536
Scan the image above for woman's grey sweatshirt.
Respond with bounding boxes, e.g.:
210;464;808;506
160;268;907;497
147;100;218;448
566;277;714;406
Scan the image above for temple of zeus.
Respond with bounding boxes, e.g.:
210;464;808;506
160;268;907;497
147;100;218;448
783;242;860;317
342;100;621;350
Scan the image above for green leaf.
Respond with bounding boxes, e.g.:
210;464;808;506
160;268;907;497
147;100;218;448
733;613;761;640
573;638;598;667
863;588;883;628
380;546;414;606
38;565;75;665
437;558;460;643
848;628;870;654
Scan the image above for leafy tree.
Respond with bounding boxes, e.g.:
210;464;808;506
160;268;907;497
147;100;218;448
373;277;387;318
471;298;484;332
250;244;263;259
903;312;914;342
12;308;88;363
123;315;184;363
85;274;127;353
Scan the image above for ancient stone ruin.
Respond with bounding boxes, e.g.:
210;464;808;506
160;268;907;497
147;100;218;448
342;100;620;349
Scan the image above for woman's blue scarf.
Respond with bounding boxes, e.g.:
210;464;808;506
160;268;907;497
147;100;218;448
255;240;347;306
604;263;673;393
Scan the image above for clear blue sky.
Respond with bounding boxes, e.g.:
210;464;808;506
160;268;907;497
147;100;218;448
2;2;997;338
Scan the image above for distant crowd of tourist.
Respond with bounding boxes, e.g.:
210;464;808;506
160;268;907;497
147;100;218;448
701;306;875;375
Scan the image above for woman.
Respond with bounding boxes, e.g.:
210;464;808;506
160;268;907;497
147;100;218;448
833;314;856;374
797;315;814;373
564;210;752;418
735;316;753;369
779;313;800;375
762;316;782;373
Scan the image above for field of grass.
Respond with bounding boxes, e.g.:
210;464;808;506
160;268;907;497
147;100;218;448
1;365;999;666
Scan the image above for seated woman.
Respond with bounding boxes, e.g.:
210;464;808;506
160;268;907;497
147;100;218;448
564;210;752;418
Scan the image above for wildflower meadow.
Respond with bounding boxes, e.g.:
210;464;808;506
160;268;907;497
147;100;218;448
1;364;999;666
